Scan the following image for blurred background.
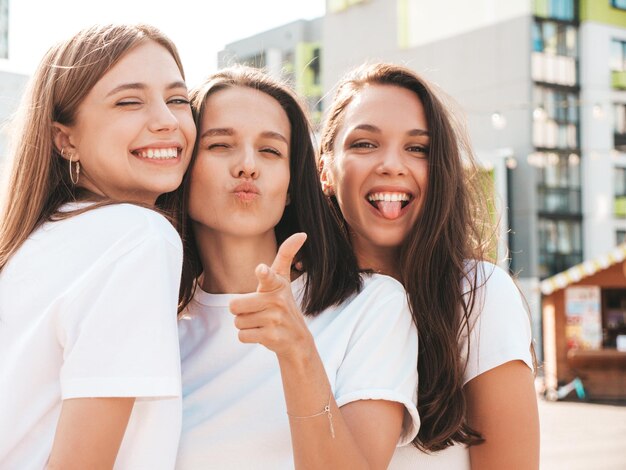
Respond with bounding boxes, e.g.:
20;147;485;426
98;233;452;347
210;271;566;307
0;0;624;467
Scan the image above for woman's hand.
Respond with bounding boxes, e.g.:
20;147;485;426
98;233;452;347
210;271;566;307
229;233;313;360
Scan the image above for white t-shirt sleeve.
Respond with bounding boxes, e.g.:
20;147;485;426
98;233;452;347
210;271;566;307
463;262;534;385
334;276;419;446
58;226;183;400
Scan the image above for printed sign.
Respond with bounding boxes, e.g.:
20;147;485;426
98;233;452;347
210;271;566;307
565;286;602;350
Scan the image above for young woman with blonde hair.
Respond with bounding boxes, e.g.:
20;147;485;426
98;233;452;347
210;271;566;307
319;63;539;469
175;66;419;469
0;24;195;469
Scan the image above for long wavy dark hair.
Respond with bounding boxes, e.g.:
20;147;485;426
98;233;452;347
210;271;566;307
320;63;499;451
177;65;361;314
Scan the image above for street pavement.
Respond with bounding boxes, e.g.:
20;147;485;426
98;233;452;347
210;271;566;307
539;397;626;469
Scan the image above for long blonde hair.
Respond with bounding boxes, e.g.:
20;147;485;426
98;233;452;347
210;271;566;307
0;24;185;271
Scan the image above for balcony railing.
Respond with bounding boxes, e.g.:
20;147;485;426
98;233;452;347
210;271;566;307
539;251;583;278
612;70;626;90
538;186;582;214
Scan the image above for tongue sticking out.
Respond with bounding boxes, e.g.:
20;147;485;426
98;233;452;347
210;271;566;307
374;201;403;220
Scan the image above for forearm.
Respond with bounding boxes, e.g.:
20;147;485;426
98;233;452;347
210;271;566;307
278;344;372;470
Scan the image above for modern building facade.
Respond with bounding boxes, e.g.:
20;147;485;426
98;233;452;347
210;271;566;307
218;18;323;122
218;1;626;358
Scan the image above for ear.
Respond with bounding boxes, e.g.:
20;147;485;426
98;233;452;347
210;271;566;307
319;155;335;196
52;122;77;161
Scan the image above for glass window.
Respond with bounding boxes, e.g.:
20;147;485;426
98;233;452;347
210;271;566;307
612;0;626;11
611;40;626;72
538;217;583;277
617;230;626;244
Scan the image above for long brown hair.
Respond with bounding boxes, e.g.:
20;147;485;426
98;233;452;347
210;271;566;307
0;24;186;272
178;65;361;314
320;63;498;451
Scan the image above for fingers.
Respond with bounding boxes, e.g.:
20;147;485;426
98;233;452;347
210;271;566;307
255;263;286;294
229;292;270;314
233;310;282;330
270;232;307;280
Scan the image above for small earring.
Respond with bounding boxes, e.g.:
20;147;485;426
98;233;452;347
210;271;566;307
322;182;334;196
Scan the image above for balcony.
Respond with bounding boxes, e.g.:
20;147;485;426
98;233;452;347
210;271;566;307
612;70;626;90
532;52;577;87
539;251;583;278
538;186;582;215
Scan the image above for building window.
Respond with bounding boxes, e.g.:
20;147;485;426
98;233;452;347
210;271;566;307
531;20;578;86
617;230;626;245
611;39;626;72
532;20;577;57
615;104;626;151
611;40;626;89
612;0;626;11
534;0;576;22
537;152;581;214
615;167;626;217
533;87;579;149
538;218;583;277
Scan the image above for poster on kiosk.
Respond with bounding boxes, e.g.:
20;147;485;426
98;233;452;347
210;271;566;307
565;286;602;350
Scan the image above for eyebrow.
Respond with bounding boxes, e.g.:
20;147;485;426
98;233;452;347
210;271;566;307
261;131;289;145
351;124;429;136
200;128;289;145
105;81;187;98
201;127;234;139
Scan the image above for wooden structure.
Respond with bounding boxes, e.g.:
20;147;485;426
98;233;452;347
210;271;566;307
541;244;626;400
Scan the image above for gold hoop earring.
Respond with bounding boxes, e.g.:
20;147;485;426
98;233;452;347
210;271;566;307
62;148;80;185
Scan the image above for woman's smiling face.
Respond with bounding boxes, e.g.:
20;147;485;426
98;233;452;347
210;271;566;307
323;84;429;254
58;40;195;204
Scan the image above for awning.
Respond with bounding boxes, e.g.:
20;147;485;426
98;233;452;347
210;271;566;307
540;243;626;295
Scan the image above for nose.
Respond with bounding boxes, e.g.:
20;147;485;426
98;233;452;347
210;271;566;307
376;147;407;176
148;99;179;133
233;145;258;179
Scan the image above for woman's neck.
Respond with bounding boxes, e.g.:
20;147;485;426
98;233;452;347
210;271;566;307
194;223;278;294
351;234;401;280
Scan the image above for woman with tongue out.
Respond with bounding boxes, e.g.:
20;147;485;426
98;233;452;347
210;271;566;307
319;63;539;470
175;66;419;469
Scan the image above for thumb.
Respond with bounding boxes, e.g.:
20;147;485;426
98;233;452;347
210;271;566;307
270;232;307;279
255;263;285;293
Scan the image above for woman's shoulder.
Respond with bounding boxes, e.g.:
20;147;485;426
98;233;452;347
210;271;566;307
461;260;517;294
62;202;181;250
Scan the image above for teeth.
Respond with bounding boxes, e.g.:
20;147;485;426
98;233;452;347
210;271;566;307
136;147;178;160
367;192;411;202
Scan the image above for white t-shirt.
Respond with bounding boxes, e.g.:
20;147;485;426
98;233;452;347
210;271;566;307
389;261;534;470
177;273;419;469
0;203;184;470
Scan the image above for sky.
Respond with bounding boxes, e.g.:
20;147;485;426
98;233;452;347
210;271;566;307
5;0;326;86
